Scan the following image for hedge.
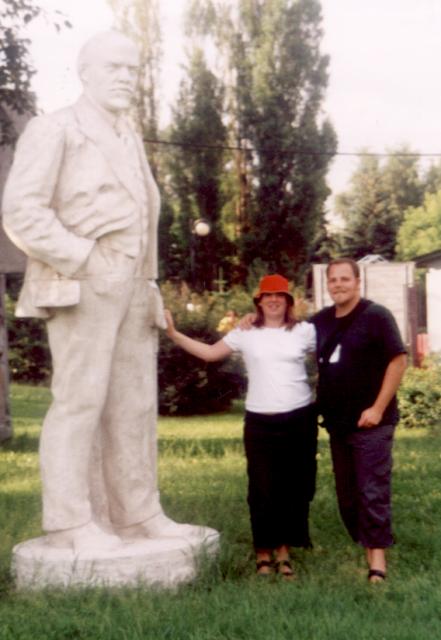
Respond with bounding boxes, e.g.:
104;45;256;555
398;356;441;430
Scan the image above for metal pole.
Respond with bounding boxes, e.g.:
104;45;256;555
407;284;419;367
0;274;12;441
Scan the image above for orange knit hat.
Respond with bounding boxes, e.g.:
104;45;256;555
253;274;294;305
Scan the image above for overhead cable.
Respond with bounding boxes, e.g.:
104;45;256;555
143;137;441;158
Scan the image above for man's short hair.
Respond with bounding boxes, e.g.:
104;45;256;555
326;258;360;278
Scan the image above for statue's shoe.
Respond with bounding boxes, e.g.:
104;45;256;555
46;521;125;553
118;513;219;544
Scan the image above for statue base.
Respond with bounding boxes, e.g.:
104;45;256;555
12;530;220;590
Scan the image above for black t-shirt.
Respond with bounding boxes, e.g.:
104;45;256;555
310;299;406;432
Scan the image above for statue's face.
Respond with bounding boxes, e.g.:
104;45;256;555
81;36;140;114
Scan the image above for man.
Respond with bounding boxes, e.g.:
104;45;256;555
311;258;407;582
2;31;208;551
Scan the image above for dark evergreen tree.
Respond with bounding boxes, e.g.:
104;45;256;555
421;160;441;196
335;148;424;260
163;49;232;290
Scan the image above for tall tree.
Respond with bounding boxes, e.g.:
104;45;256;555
396;190;441;260
421;160;441;196
1;0;38;146
163;48;231;290
108;0;162;176
335;155;394;259
381;148;422;213
0;1;72;146
186;0;337;284
335;148;423;260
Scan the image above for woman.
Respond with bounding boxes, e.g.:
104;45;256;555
164;274;317;579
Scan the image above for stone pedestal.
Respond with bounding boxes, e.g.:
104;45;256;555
12;531;219;590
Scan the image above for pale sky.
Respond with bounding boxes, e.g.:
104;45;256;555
26;0;441;210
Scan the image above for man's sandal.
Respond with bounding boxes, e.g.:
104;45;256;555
256;559;273;576
368;569;386;583
275;559;296;581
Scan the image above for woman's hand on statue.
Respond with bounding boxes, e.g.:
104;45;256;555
164;309;176;338
238;312;256;330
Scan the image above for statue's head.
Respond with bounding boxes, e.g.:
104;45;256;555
77;31;140;114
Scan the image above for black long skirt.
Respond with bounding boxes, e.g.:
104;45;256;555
244;404;318;550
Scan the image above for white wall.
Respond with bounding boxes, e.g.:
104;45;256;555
426;264;441;353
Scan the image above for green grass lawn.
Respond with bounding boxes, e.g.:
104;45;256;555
1;384;441;640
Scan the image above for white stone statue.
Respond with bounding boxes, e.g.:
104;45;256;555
2;31;217;581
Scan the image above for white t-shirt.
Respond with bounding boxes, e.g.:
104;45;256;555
223;322;316;413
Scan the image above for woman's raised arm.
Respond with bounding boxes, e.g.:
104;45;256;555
164;309;233;363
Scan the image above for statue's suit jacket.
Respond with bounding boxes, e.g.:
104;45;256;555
2;95;162;320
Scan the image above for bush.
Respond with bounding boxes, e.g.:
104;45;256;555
5;294;51;384
398;357;441;429
158;282;248;415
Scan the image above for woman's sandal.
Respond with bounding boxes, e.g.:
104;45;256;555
256;559;273;576
275;559;296;581
368;569;386;583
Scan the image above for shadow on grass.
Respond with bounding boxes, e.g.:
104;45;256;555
159;437;243;457
0;433;39;454
5;434;245;457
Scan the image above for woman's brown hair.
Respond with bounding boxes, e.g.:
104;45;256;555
252;293;297;330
